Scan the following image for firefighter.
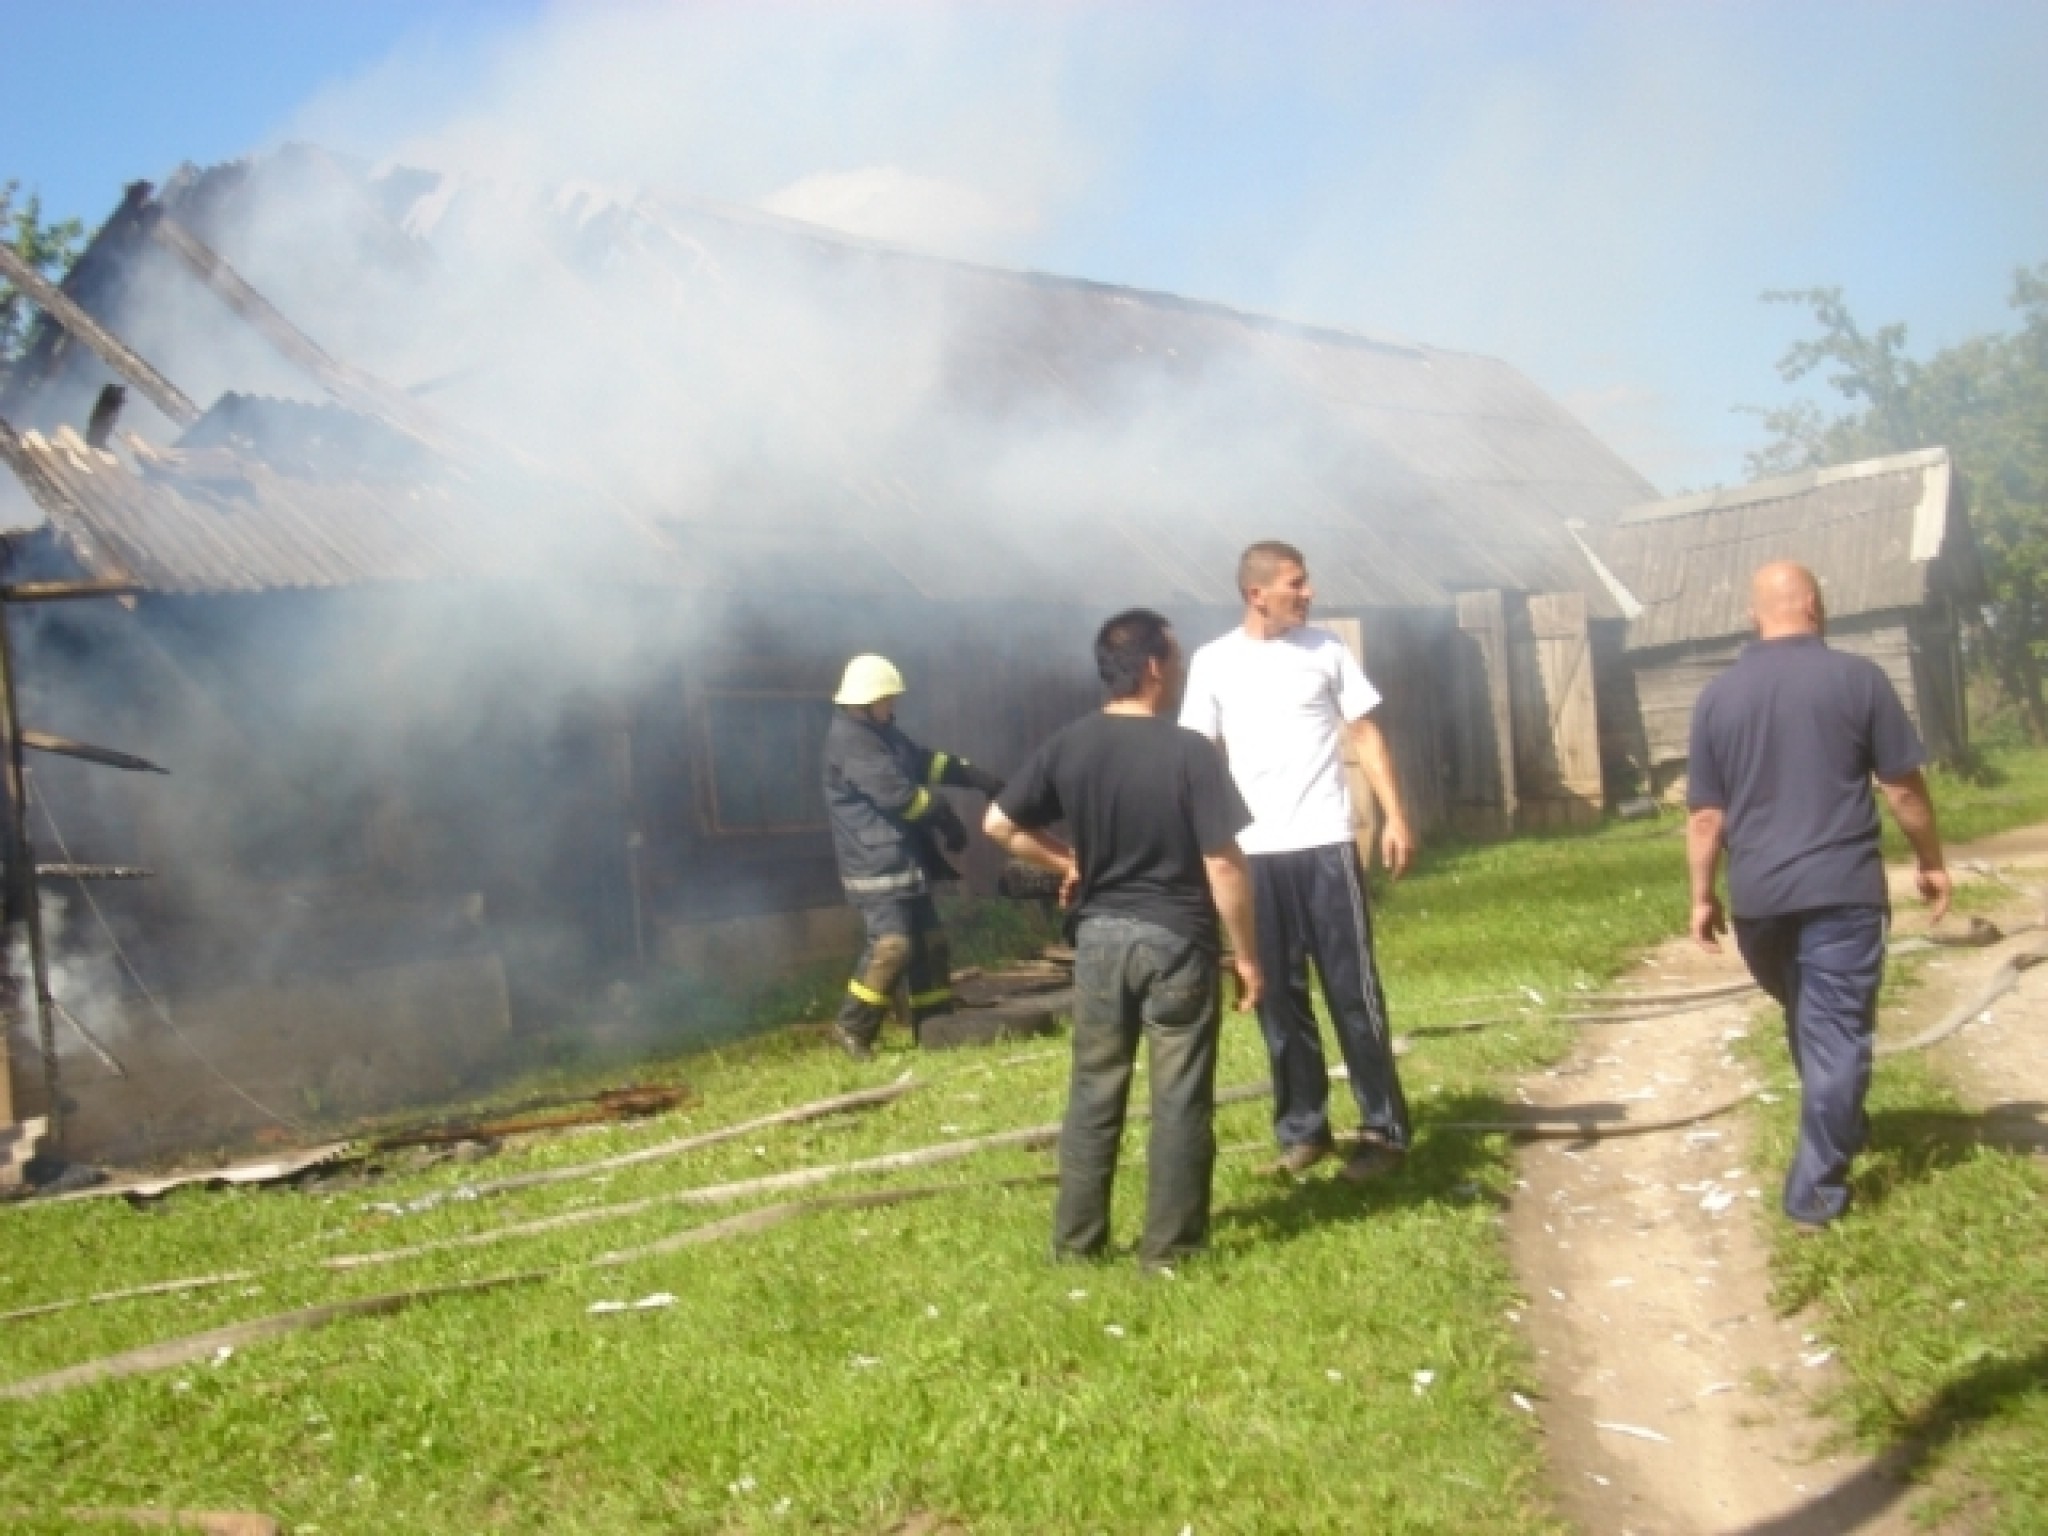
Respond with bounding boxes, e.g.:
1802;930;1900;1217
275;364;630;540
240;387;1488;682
825;654;1006;1059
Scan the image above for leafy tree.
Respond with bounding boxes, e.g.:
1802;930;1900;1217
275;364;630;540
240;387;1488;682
1748;270;2048;740
0;181;87;373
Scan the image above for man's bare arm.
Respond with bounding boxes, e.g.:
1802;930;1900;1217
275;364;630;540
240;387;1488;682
1686;806;1728;951
1878;769;1952;923
982;805;1075;877
1346;715;1415;877
1203;843;1262;1010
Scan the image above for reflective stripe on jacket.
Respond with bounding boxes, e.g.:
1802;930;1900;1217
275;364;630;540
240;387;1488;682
824;711;960;896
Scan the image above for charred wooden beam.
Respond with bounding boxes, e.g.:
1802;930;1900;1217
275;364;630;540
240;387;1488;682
84;384;126;450
20;731;166;775
0;242;200;428
35;864;153;881
146;214;456;457
0;580;146;604
20;733;163;776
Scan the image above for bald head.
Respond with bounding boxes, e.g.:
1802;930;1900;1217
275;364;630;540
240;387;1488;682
1751;561;1825;639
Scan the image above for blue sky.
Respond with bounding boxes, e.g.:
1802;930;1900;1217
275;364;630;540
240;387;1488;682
6;1;2047;490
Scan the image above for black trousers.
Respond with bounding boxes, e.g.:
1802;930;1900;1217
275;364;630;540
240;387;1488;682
836;893;954;1045
1251;843;1411;1151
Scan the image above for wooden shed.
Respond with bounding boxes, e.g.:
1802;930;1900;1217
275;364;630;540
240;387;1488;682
1592;447;1982;791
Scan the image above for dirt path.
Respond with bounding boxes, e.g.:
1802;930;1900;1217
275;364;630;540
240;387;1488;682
1508;835;2048;1536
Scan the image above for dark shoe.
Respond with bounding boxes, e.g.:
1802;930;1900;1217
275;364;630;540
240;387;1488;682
831;1024;875;1062
1265;1138;1335;1178
1337;1136;1406;1184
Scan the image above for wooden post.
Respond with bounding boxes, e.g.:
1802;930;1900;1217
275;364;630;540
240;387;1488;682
0;600;56;1141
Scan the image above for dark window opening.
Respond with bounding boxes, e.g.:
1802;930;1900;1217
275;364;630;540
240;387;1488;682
703;692;832;832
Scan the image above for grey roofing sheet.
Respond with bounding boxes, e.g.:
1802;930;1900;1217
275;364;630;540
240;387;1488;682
10;420;687;595
1595;451;1957;652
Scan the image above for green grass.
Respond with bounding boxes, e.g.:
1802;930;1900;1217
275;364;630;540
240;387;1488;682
1751;1042;2048;1534
1896;742;2048;851
2;747;2043;1534
0;820;1700;1536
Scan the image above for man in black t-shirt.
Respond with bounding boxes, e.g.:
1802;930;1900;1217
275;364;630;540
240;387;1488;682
986;609;1261;1267
1688;562;1952;1230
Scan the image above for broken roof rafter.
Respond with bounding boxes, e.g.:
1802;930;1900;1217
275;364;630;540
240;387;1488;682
0;243;200;428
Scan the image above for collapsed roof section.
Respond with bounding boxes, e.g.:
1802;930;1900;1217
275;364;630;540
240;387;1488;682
0;402;689;595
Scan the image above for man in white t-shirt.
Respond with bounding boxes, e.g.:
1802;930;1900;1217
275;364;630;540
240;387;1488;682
1180;540;1415;1181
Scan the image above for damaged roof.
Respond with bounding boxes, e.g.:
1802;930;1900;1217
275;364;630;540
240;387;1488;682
1592;447;1983;653
1;146;1657;610
0;400;688;595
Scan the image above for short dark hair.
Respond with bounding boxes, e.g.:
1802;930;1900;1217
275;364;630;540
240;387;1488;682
1095;608;1174;700
1237;540;1306;597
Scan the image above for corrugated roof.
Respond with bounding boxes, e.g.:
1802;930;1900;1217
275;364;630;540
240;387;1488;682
3;412;689;595
1593;448;1973;653
3;150;1660;611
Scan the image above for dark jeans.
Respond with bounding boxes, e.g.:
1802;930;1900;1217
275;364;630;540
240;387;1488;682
1734;904;1887;1225
1056;915;1221;1265
1251;843;1411;1151
835;893;953;1045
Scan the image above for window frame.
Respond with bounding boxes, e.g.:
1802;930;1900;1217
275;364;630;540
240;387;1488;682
692;683;834;838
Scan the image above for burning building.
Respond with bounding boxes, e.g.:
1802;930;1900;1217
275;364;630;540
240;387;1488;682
0;145;1669;1163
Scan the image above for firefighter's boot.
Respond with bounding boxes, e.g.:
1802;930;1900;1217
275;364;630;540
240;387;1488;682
835;932;912;1059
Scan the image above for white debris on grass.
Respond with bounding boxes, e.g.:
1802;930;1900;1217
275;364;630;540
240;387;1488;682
1594;1421;1671;1444
728;1474;757;1495
849;1354;883;1369
1326;1369;1344;1383
210;1346;234;1367
1067;1289;1089;1302
1511;1392;1535;1413
1412;1369;1436;1395
633;1292;676;1310
1104;1324;1126;1339
1802;1349;1835;1369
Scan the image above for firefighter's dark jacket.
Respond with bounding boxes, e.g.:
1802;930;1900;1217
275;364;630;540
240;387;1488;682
824;711;999;898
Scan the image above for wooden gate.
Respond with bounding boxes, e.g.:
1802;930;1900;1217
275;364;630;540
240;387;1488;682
1506;592;1603;830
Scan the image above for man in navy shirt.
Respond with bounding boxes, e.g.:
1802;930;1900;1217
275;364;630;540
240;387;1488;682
1688;562;1951;1229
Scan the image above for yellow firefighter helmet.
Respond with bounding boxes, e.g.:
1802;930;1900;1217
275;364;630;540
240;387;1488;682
834;654;907;707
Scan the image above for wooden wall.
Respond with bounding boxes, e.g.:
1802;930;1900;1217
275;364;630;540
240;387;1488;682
1628;612;1957;775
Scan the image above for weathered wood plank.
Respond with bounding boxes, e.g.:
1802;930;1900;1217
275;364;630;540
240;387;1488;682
147;215;454;457
0;243;199;427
